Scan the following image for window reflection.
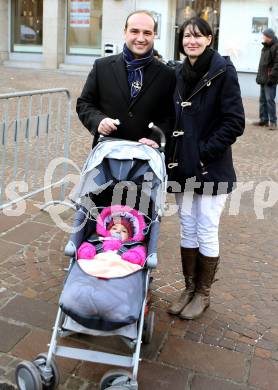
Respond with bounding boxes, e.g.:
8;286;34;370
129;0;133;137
12;0;43;52
67;0;103;55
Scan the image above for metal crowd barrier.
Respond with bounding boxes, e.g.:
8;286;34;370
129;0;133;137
0;88;71;211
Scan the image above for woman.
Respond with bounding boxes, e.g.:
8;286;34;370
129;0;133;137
167;17;245;320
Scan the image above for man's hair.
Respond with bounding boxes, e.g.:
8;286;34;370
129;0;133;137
125;10;157;33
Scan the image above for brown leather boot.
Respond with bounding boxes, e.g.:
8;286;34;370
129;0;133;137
179;253;219;320
167;247;198;315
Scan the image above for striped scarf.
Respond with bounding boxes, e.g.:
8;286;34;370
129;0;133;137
123;43;154;98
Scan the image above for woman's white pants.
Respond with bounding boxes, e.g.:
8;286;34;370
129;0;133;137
175;192;227;257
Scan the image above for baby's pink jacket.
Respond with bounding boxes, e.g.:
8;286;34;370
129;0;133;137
77;240;146;266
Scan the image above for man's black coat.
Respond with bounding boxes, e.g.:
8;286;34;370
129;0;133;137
76;53;176;147
256;37;278;85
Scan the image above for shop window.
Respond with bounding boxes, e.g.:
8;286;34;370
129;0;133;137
175;0;221;60
67;0;103;55
11;0;43;53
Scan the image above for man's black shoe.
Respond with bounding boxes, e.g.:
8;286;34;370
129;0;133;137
253;121;269;127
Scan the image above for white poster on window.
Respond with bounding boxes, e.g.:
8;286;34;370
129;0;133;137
70;0;91;28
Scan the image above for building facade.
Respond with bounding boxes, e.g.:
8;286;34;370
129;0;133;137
0;0;278;96
0;0;176;70
218;0;278;97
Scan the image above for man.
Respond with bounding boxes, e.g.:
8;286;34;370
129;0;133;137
255;28;278;130
76;10;175;147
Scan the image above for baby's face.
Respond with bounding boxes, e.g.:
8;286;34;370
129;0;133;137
109;223;129;240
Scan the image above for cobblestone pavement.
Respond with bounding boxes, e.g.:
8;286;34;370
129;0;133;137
0;66;278;389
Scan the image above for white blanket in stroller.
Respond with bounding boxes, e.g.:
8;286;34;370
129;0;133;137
78;252;141;278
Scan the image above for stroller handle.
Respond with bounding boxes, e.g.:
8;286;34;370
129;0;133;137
148;122;166;150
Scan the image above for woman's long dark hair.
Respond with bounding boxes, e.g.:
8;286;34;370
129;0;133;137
179;17;213;55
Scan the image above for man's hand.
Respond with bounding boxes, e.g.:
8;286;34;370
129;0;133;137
98;118;119;136
138;138;159;148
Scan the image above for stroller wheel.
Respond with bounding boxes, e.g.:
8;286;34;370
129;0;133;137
142;310;155;344
15;361;43;390
99;369;132;390
34;353;60;389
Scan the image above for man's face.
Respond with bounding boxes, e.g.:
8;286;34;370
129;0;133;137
263;34;272;44
124;13;155;58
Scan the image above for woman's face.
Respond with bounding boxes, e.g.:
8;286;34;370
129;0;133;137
182;25;212;59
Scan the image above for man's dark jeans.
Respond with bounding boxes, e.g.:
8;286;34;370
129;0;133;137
259;84;277;124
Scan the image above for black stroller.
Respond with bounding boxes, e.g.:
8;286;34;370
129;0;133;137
15;135;167;390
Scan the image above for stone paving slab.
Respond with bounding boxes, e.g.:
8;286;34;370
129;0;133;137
74;360;115;384
191;375;259;390
138;361;191;390
159;336;248;382
0;215;27;235
0;320;29;353
60;377;98;390
0;240;22;259
0;295;57;330
1;221;54;246
248;357;278;390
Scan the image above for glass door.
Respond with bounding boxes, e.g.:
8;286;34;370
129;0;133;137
67;0;103;56
11;0;43;53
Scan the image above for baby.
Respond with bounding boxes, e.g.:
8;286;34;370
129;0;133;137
108;219;132;241
77;205;147;266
